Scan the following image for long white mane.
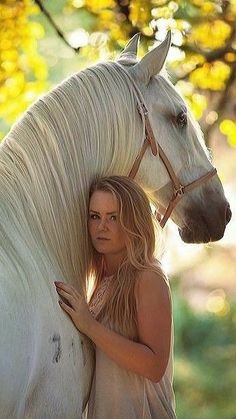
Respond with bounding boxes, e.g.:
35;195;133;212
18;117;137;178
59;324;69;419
0;62;145;293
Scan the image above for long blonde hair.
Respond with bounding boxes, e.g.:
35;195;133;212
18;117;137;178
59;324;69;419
87;176;164;340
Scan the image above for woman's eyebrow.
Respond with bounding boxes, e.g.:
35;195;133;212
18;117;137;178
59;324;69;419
89;210;118;215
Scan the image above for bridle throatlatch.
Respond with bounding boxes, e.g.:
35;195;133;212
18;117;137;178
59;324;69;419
128;102;217;228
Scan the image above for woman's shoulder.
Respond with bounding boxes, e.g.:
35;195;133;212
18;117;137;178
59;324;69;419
137;260;168;283
134;261;170;304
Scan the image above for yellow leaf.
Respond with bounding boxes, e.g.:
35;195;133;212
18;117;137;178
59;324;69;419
220;120;236;147
190;62;230;90
190;20;231;49
29;22;45;39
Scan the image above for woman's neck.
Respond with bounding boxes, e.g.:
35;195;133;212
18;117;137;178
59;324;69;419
103;251;126;276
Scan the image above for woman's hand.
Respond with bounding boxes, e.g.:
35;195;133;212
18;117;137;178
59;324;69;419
54;281;94;335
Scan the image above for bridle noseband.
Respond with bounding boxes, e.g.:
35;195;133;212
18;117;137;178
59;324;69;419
128;102;217;228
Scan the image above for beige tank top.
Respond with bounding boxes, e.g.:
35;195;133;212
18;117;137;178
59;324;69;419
86;274;177;419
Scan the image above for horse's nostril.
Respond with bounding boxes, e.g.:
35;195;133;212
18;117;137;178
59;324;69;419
225;204;232;224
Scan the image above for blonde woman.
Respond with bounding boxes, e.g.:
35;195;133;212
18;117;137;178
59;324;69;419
54;176;176;418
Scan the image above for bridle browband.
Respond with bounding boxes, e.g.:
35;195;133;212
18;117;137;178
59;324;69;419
120;67;217;228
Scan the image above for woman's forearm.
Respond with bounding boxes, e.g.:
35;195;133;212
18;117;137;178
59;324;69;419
85;318;166;382
55;282;168;382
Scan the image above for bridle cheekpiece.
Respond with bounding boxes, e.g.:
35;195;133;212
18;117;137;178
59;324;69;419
128;101;217;228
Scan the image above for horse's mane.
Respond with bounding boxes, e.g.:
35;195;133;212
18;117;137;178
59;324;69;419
0;62;145;292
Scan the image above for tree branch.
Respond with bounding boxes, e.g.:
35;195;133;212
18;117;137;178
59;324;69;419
180;43;236;62
34;0;80;54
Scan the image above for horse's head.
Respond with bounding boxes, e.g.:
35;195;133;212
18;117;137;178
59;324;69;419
116;32;231;243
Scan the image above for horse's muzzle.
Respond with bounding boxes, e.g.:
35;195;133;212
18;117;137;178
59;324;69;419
179;201;232;244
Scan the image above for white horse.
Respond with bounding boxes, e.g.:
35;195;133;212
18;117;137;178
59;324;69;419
0;33;231;418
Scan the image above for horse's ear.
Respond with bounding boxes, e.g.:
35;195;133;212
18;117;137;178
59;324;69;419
117;33;140;65
130;31;171;84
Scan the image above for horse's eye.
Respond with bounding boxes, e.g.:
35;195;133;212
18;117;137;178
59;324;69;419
176;111;187;128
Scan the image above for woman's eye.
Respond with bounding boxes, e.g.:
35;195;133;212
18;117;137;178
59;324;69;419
110;215;117;221
89;214;98;220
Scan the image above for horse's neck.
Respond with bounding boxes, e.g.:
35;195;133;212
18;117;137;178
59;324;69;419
0;65;144;290
0;142;87;290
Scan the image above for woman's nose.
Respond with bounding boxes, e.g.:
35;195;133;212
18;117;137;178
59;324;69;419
98;219;108;231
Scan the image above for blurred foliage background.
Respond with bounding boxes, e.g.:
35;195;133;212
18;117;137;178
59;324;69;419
0;1;235;417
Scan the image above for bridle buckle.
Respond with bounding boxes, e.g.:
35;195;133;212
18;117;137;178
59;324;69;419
174;184;185;197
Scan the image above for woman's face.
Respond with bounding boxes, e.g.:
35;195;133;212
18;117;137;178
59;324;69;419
88;191;127;257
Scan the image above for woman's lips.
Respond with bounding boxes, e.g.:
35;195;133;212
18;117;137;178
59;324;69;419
97;237;110;240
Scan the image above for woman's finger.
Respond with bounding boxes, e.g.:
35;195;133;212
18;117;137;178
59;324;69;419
55;282;82;299
56;288;76;305
58;300;74;315
55;282;73;292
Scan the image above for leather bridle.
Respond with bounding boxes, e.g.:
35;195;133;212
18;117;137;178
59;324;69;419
128;103;217;228
114;63;217;228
